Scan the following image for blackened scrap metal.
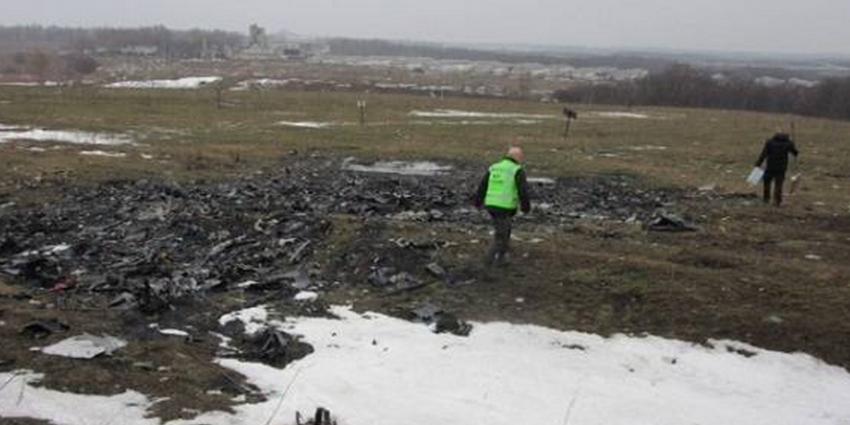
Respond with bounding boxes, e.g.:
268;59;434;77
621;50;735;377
0;157;686;312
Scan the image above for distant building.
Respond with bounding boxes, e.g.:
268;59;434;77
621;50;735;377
118;45;159;56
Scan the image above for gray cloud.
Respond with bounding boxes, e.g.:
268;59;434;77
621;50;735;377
2;0;849;55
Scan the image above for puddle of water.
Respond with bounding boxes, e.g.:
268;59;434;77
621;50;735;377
105;76;221;89
342;158;453;176
0;125;134;146
410;109;555;119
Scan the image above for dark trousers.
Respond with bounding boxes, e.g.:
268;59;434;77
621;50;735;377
486;209;513;264
763;173;785;206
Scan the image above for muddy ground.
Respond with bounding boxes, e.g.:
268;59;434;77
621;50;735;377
1;153;849;421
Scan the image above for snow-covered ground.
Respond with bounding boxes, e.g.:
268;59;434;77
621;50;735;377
342;159;453;176
409;119;543;126
0;124;133;146
105;77;221;89
3;306;850;425
0;371;158;425
277;121;339;129
230;78;292;91
589;111;652;119
79;150;128;158
528;177;556;185
410;109;556;119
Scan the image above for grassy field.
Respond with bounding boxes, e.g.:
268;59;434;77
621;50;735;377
2;85;848;201
2;84;850;372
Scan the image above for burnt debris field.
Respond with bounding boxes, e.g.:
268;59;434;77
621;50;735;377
2;83;850;424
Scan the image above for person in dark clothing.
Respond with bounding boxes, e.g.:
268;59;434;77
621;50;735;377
755;132;799;206
473;146;532;266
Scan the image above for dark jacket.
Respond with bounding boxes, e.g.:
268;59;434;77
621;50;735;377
473;157;531;215
755;133;799;175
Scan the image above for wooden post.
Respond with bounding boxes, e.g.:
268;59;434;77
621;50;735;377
357;100;367;126
562;107;578;139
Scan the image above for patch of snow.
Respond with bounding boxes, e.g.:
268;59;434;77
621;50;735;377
182;306;850;425
210;332;236;351
41;334;127;359
277;121;335;129
105;76;221;89
0;125;133;146
231;78;292;91
294;291;319;302
629;145;668;151
410;109;555;119
218;306;271;336
46;243;71;254
236;280;260;289
591;111;652;119
342;158;453;176
80;150;127;158
527;177;556;185
0;371;157;425
10;307;850;425
0;81;61;87
159;329;190;337
141;153;154;160
409;119;541;126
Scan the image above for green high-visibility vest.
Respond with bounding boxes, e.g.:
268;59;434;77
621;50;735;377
485;159;522;209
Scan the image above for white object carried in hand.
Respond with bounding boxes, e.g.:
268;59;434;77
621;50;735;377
746;167;764;186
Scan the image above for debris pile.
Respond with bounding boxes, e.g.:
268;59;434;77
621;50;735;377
0;156;684;311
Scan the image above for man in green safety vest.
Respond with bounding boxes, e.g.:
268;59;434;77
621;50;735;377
473;146;532;266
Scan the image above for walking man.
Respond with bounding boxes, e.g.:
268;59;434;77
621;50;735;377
755;131;799;206
474;146;531;266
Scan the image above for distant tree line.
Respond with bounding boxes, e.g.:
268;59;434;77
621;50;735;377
0;25;245;58
328;38;674;71
0;50;98;82
554;64;850;121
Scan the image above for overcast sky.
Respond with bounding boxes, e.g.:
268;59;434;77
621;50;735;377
3;0;850;55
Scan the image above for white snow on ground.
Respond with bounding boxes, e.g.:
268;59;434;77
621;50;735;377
409;119;542;126
0;371;158;425
5;306;850;425
0;125;134;146
527;177;556;185
410;109;555;119
80;150;128;158
293;291;319;301
277;121;336;129
342;159;453;176
218;305;272;336
105;76;221;89
180;306;850;425
231;79;292;91
629;145;668;151
0;81;61;87
159;329;190;337
590;111;652;119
